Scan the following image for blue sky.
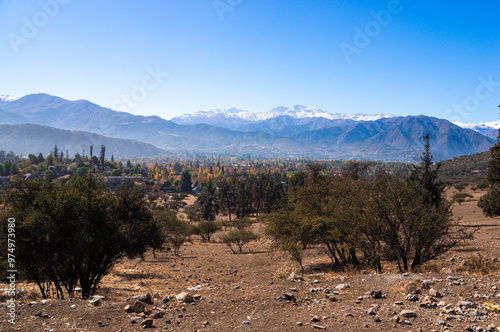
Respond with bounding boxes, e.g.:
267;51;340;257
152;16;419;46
0;0;499;123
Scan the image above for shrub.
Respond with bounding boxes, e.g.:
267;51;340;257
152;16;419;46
0;175;158;299
220;229;259;254
462;254;499;275
194;221;222;242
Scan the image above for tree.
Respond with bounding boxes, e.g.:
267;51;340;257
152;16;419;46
371;137;470;271
341;160;372;180
0;174;158;298
478;126;500;217
221;229;259;254
111;169;122;176
53;145;59;162
408;134;445;207
180;170;192;192
197;180;219;222
99;145;106;171
89;145;93;169
74;167;88;178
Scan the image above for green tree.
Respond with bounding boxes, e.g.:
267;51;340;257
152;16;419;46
111;169;122;176
478;128;500;217
0;174;157;298
180;170;192;192
74;167;88;178
220;229;259;254
197;180;219;222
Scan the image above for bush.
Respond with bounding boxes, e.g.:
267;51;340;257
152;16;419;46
220;229;259;254
0;175;158;299
194;221;222;242
462;254;499;275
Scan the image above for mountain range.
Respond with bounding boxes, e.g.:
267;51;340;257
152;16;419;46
0;93;497;162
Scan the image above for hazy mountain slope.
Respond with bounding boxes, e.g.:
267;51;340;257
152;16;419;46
0;108;28;124
2;93;496;162
0;124;167;158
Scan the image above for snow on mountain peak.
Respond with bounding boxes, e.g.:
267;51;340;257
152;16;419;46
453;120;500;130
172;105;394;123
0;95;19;102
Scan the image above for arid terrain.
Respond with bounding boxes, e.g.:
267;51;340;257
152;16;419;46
2;187;500;332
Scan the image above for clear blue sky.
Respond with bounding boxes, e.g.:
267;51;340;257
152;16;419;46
1;0;499;123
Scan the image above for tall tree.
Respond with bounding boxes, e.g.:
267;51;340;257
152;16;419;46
100;145;106;171
180;170;192;192
197;180;219;222
478;114;500;217
53;145;59;162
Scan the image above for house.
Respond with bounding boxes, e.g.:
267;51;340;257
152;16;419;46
23;173;36;181
56;174;71;183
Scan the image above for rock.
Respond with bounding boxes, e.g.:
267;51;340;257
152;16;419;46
89;295;105;307
440;267;456;274
373;315;382;322
429;289;442;298
370;290;383;299
312;324;326;329
126;293;153;305
132;301;146;313
400;310;417;318
335;283;350;291
476;308;488;316
130;316;142;324
242;320;250;325
366;308;376;316
421;280;434;289
406;294;418;301
203;320;210;326
123;304;133;313
311;316;321;323
175;292;193;303
192;294;202;300
140;318;153;327
283;292;296;302
458;300;476;308
161;296;170;303
296;322;303;326
287;272;304;281
152;311;163;319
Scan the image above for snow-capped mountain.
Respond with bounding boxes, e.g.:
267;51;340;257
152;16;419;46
0;95;19;102
171;105;394;124
452;120;500;140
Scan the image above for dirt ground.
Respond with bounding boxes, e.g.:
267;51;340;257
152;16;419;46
2;187;500;331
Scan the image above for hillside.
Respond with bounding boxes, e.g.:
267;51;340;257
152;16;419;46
0;94;496;162
0;124;168;158
439;151;492;183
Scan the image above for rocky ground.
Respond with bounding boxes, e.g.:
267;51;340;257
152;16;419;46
1;188;500;331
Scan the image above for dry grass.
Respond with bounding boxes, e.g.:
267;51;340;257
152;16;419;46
459;254;500;275
271;264;295;280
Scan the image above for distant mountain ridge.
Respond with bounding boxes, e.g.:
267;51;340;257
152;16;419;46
171;105;394;124
0;124;168;158
453;120;500;140
0;93;496;162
